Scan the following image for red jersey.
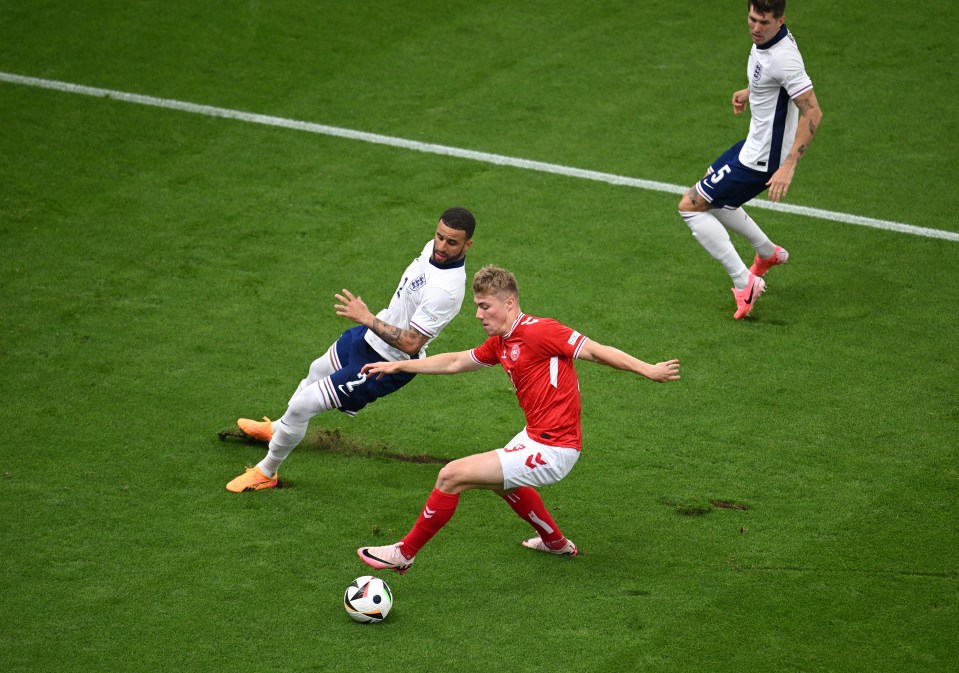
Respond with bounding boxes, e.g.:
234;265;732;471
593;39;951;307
470;313;589;449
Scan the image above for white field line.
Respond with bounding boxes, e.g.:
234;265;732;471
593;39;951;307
3;71;956;243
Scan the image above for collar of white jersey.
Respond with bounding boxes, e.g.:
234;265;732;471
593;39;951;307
429;255;466;270
503;312;525;339
757;24;789;50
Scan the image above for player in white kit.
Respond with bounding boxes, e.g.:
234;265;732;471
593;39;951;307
227;208;475;492
677;0;823;319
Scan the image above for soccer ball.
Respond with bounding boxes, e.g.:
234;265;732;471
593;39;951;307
344;575;393;623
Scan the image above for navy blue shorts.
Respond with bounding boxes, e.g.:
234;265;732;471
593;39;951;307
324;326;416;416
695;140;772;209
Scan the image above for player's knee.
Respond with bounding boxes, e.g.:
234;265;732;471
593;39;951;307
435;460;465;493
285;386;324;424
678;192;701;212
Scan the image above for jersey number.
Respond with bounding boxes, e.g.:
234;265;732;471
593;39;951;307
709;165;731;184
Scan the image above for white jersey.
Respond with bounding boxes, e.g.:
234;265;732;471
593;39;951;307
364;240;467;362
739;25;813;173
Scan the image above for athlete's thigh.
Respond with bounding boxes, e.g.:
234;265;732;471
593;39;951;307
439;451;506;492
327;345;414;414
697;142;769;209
496;431;580;490
333;325;365;367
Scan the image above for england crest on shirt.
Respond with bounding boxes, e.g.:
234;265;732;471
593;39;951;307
751;61;763;83
408;274;426;291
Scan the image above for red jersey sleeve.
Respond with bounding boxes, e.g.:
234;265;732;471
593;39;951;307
470;336;500;368
530;319;588;360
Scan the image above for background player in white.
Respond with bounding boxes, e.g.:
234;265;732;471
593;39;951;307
677;0;823;319
356;265;680;573
227;207;476;492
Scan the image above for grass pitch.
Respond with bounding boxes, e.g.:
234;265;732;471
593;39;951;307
1;2;957;672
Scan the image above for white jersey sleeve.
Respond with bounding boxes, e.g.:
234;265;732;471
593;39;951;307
779;50;813;98
409;284;461;338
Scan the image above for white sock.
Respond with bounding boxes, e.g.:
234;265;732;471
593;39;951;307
272;346;340;438
258;380;336;476
713;207;777;259
680;210;750;288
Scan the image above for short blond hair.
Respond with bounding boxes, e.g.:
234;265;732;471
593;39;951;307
472;264;519;299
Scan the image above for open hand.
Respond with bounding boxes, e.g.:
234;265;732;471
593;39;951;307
334;289;374;325
765;163;796;202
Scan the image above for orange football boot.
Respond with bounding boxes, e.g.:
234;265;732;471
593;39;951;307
237;416;273;442
226;465;278;492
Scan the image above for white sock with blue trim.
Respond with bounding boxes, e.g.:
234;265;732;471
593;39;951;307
713;207;777;260
258;382;335;476
680;210;750;289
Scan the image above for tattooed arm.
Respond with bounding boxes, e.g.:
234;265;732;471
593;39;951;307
369;316;430;356
766;89;823;202
334;289;430;356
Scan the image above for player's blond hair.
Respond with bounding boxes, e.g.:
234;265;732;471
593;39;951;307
472;265;519;300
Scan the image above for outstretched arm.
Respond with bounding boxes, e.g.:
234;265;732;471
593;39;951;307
362;350;484;378
766;89;823;202
334;289;430;356
577;340;680;383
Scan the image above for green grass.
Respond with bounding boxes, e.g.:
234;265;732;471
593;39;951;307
1;2;957;672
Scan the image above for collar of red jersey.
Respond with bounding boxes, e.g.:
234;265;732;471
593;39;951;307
503;312;525;339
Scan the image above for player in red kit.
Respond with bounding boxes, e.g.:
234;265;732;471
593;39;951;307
355;265;681;574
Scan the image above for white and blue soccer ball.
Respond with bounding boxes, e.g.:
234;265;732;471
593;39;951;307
344;575;393;623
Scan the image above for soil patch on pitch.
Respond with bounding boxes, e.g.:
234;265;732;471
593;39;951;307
218;427;449;464
659;496;751;516
710;500;749;511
